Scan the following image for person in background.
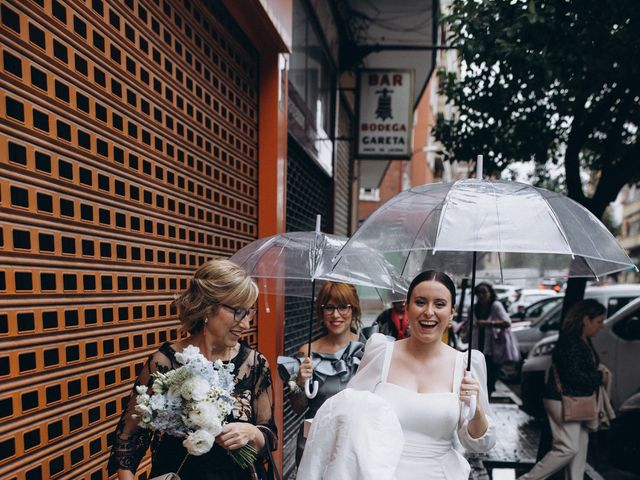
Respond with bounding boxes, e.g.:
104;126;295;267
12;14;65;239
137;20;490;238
373;300;410;339
285;281;365;464
519;299;606;480
473;282;512;396
108;259;277;480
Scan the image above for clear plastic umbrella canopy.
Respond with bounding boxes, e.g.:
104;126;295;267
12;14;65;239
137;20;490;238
229;231;407;299
230;229;407;398
335;179;635;282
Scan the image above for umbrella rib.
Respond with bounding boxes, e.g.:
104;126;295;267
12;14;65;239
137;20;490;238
349;190;411;244
536;190;574;255
431;183;456;252
267;236;293;278
399;189;454;278
491;181;504;253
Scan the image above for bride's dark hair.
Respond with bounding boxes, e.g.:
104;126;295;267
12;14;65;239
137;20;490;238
407;270;456;306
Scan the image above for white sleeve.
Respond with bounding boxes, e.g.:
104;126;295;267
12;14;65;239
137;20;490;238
457;350;497;453
347;333;391;392
492;301;512;325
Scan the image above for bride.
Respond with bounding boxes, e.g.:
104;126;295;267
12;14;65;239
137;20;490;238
298;270;496;479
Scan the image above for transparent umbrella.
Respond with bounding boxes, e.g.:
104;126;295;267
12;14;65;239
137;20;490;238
229;217;407;397
337;179;635;282
332;171;636;416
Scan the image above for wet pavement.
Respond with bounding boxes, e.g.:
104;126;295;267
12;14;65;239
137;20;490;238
468;381;539;479
470;381;638;480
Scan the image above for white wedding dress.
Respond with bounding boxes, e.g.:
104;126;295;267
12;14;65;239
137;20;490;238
298;334;496;480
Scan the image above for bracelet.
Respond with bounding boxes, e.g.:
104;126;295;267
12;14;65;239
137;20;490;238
287;379;302;394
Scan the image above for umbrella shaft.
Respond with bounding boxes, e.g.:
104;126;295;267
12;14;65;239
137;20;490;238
467;251;477;372
308;279;316;357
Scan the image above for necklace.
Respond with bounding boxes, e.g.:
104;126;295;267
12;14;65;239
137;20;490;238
220;343;238;362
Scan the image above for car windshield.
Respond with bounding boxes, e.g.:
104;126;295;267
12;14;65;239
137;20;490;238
526;297;562;317
531;303;562;327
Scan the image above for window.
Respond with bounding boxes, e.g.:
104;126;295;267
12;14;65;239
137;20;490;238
612;309;640;341
607;297;636;317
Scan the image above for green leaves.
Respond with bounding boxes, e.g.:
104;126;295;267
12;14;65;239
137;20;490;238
435;0;640;212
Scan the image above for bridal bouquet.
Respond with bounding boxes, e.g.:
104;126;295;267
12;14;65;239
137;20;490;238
134;345;257;468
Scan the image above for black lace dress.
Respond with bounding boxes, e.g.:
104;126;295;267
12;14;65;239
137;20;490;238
108;341;277;479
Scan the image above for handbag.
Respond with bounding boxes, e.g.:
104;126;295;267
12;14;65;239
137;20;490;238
491;327;521;365
257;428;281;480
150;454;188;480
552;364;597;422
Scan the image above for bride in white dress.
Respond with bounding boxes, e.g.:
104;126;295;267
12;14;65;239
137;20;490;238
298;271;496;480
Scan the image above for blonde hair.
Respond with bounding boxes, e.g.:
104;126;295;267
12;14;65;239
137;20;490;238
315;281;362;333
174;259;258;334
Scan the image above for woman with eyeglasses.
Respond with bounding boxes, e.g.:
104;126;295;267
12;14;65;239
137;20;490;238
108;259;277;480
287;281;365;465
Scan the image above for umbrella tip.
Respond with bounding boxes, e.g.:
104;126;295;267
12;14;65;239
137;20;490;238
476;155;483;180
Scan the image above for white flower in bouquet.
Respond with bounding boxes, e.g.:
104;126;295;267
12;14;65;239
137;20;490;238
149;394;167;411
166;385;182;406
133;345;257;469
188;402;224;436
180;376;210;401
152;376;166;395
183;429;215;456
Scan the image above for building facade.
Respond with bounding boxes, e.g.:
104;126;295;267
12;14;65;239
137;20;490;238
0;1;437;479
0;0;290;478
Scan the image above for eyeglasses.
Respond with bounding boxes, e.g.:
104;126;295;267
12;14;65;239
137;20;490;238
321;304;352;315
219;304;258;323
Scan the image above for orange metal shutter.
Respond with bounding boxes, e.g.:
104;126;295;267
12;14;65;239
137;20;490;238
0;0;259;479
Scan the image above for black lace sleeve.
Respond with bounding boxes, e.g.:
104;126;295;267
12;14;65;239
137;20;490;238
251;350;278;450
107;345;176;475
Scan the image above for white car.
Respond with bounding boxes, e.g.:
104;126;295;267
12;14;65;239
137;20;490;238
508;288;559;315
521;296;640;418
510;295;563;324
493;284;523;310
512;284;640;357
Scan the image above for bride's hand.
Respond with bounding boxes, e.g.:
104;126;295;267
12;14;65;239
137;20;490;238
460;373;483;418
216;423;262;450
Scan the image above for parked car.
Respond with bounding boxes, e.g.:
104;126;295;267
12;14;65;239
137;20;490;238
510;295;563;324
608;392;640;475
520;296;640;419
538;278;564;292
493;284;523;311
513;284;640;357
508;288;559;315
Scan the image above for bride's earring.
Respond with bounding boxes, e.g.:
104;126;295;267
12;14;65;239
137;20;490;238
204;316;209;324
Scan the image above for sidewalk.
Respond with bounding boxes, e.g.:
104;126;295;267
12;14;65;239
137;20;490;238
468;381;539;479
469;382;637;480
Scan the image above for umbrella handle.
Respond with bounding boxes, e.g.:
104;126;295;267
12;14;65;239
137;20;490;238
462;371;477;421
304;378;319;399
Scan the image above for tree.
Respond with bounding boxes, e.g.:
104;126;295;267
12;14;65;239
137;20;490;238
435;0;640;311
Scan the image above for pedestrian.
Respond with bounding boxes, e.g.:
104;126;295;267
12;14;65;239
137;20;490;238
473;282;514;396
373;300;410;339
108;259;277;480
518;299;606;480
285;281;365;464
